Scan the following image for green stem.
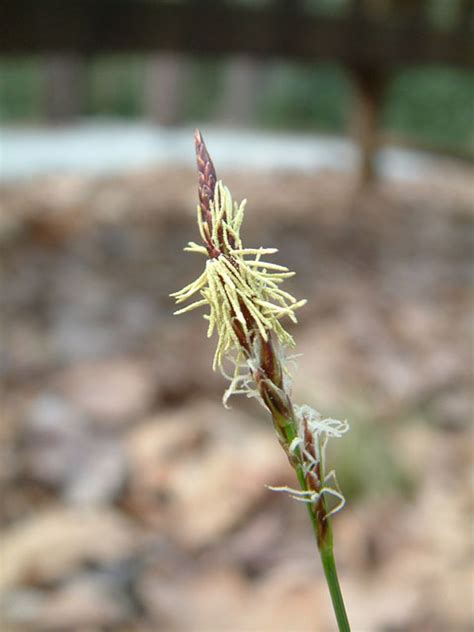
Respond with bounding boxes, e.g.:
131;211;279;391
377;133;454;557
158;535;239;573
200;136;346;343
320;539;351;632
273;412;351;631
295;467;351;632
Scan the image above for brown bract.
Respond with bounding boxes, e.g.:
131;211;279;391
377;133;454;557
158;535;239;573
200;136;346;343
194;129;218;252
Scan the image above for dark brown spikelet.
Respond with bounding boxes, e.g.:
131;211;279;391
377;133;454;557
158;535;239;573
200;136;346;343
194;129;217;228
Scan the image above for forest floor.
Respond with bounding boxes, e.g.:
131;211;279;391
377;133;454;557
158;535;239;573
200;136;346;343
1;164;473;631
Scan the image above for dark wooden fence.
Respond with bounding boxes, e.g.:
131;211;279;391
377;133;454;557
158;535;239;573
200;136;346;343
2;0;473;66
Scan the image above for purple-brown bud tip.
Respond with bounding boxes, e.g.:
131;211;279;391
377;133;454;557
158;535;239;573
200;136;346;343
194;129;217;227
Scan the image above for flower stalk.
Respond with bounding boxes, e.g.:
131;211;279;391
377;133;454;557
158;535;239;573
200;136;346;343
171;130;351;631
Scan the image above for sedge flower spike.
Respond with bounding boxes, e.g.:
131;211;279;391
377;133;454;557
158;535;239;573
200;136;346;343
171;128;347;513
171;131;306;384
171;130;351;630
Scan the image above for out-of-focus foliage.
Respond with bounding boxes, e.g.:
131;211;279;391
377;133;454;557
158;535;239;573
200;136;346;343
328;413;416;503
303;0;350;17
85;55;144;118
182;58;224;121
427;0;466;29
0;57;473;154
0;59;43;121
256;63;350;132
384;67;474;151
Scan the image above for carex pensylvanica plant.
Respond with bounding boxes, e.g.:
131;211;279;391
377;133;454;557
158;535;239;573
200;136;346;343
171;130;351;631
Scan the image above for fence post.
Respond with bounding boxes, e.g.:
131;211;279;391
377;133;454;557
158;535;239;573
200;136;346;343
350;66;387;185
43;55;84;123
217;55;266;126
144;53;189;126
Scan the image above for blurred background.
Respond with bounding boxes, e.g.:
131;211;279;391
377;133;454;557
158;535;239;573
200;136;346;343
1;1;473;630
